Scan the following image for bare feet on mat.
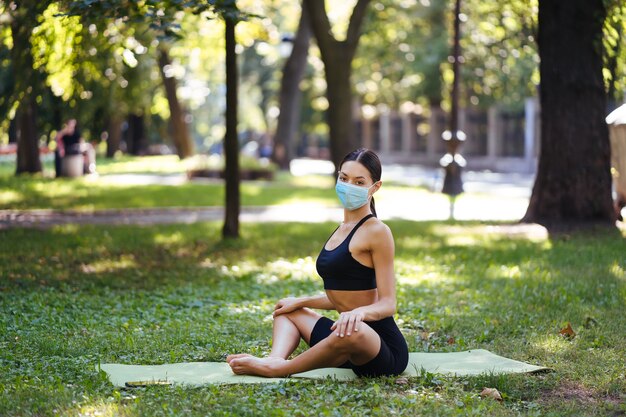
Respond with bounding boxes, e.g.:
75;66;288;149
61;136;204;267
227;356;288;377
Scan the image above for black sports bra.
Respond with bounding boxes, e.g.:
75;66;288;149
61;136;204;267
316;214;377;291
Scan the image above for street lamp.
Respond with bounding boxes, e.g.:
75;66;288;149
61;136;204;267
441;0;466;219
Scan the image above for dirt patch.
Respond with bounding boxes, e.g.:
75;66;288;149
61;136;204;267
539;381;624;409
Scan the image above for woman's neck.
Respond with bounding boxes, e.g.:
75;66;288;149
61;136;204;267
342;207;372;225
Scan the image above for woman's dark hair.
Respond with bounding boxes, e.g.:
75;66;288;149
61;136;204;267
339;148;382;217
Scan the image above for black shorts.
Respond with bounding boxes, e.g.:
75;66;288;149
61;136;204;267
309;316;409;377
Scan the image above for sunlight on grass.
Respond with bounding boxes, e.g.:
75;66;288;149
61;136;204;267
262;257;317;281
33;180;76;196
73;402;122;417
435;224;549;242
154;231;185;246
445;234;481;247
243;184;263;197
397;271;455;288
223;303;268;316
609;262;625;280
96;155;187;175
287;174;334;188
0;189;23;205
83;255;138;274
485;264;523;280
397;235;430;251
532;334;573;356
395;260;427;277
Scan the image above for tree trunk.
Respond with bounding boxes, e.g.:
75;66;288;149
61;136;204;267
423;1;447;109
325;52;355;170
10;0;43;175
158;47;194;159
304;0;371;171
8;118;17;144
273;4;312;170
522;0;615;231
15;96;42;174
106;115;122;158
126;113;147;155
222;18;240;239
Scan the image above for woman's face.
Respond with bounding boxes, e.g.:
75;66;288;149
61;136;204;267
338;161;381;197
338;161;373;187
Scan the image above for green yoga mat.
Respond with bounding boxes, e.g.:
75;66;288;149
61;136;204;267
99;349;548;387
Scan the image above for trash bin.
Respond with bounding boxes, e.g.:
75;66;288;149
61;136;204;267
61;154;84;177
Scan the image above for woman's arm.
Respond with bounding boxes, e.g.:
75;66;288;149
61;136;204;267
273;293;335;317
332;223;397;335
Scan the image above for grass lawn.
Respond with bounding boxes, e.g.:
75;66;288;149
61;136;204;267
0;155;522;217
1;220;625;416
0;155;347;210
1;155;460;213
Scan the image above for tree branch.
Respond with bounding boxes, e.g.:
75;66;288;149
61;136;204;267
302;0;335;56
346;0;371;48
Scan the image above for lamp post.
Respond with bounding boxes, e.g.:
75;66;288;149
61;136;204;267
440;0;466;219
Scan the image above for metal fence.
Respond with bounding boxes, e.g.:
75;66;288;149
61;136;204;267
353;98;540;173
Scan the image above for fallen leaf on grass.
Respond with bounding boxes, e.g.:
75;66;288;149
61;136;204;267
480;387;503;401
559;322;576;339
447;337;455;345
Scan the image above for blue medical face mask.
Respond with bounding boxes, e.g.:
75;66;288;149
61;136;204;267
335;180;376;211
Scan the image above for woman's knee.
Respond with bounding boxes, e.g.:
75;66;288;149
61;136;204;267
276;308;320;341
278;308;316;323
326;329;367;353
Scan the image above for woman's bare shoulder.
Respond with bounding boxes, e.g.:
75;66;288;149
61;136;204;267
364;217;393;240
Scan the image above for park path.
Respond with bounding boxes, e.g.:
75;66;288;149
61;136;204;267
0;163;536;230
0;198;527;230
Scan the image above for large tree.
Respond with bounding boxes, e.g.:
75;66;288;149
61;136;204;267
158;45;195;159
303;0;371;170
522;0;616;231
7;0;50;175
220;16;239;238
273;3;312;170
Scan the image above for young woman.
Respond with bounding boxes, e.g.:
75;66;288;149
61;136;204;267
227;148;408;377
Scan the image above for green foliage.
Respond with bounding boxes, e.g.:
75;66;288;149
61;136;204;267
2;0;625;151
356;0;539;112
603;0;626;103
459;0;539;109
1;221;625;416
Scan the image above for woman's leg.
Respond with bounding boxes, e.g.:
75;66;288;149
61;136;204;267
226;308;321;362
269;308;321;358
228;322;382;377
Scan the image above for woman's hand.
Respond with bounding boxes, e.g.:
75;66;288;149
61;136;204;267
330;309;365;337
273;297;302;317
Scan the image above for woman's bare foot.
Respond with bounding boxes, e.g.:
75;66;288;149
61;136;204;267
225;353;253;363
228;356;289;377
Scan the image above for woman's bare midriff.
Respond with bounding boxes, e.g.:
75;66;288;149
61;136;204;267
326;288;378;313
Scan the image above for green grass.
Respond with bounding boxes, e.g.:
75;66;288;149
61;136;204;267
1;154;452;211
1;221;625;416
0;155;340;210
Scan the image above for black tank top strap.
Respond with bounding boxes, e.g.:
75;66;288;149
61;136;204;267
346;214;374;242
